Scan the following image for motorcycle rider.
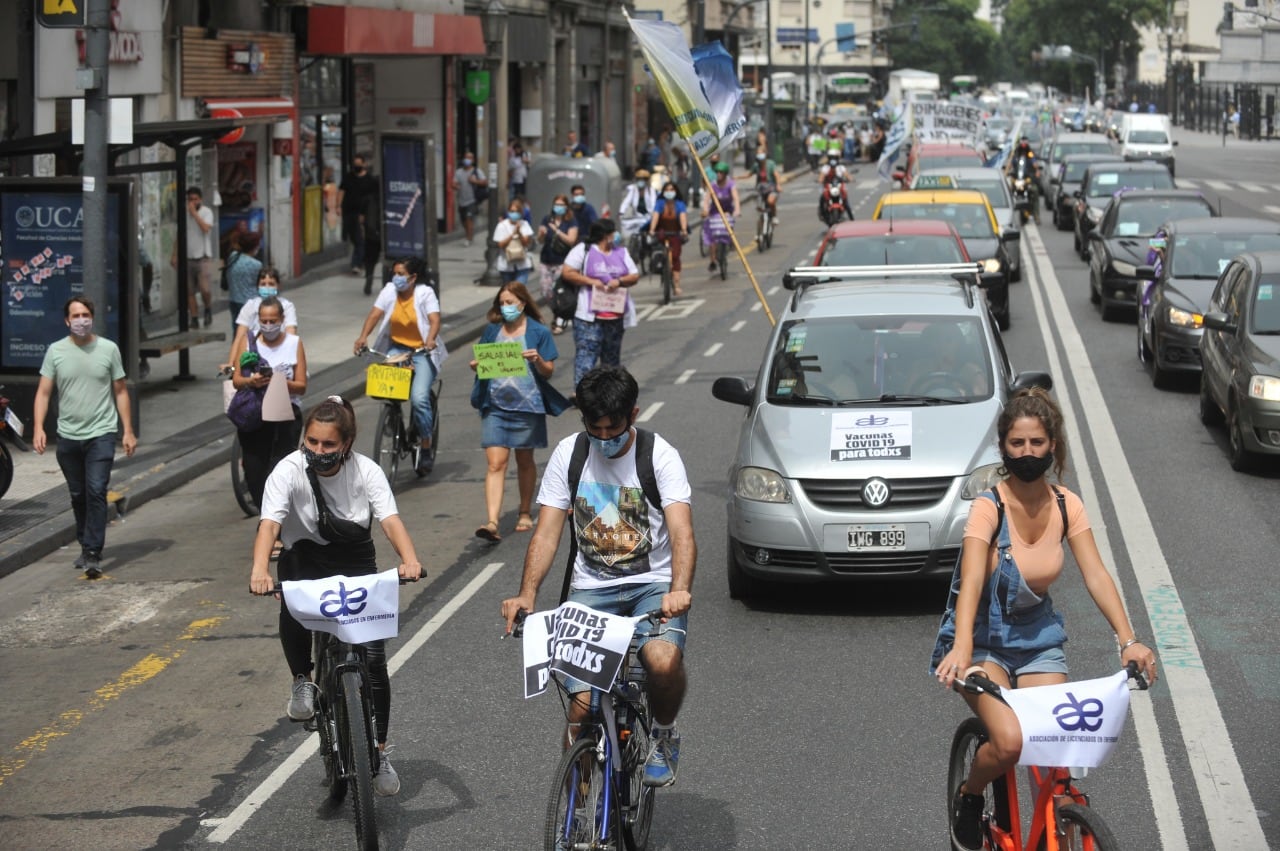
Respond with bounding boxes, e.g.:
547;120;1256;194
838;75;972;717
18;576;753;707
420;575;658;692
818;154;853;222
754;150;781;224
1007;138;1041;224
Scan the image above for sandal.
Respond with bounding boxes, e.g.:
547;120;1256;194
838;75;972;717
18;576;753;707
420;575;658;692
552;325;564;335
515;514;535;533
475;521;501;542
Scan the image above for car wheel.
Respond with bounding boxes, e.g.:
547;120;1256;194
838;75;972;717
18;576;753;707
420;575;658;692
996;305;1011;331
1227;401;1258;472
727;537;761;601
1099;298;1121;322
1089;273;1101;305
1137;316;1150;363
1199;372;1225;426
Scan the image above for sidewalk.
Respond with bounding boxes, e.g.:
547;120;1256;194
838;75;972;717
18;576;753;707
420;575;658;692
0;231;502;574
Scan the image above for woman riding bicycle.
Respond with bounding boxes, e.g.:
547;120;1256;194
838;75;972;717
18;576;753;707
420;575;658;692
702;162;738;274
353;257;446;474
249;396;423;797
931;388;1157;851
647;181;689;297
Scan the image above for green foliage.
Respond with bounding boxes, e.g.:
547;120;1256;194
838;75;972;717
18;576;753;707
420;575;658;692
886;0;1002;83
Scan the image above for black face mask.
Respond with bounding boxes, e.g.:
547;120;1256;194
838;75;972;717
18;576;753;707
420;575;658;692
1002;452;1054;483
304;446;345;474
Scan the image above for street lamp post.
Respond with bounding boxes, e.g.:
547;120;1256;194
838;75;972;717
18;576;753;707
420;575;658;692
479;0;508;287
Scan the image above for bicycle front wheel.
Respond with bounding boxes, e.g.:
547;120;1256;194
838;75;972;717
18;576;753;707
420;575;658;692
340;670;379;851
764;214;774;250
661;261;673;305
1056;803;1119;851
756;212;766;252
231;439;257;517
373;404;402;486
948;717;1008;845
717;243;728;280
546;736;618;851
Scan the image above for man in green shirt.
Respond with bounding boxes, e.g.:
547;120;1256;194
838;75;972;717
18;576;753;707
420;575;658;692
33;296;137;578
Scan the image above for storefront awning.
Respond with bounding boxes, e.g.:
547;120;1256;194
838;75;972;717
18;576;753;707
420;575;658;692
0;115;285;163
307;6;485;57
202;97;295;119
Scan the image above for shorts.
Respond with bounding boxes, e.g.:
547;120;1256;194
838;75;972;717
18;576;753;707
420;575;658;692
480;407;547;449
971;644;1068;679
562;581;688;695
459;202;477;219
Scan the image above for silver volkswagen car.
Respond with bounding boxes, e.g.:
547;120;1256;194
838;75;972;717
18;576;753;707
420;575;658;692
712;266;1051;598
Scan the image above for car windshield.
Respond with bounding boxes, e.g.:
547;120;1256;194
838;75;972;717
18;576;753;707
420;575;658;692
1171;233;1280;278
954;176;1011;209
1253;275;1280;334
986;119;1011;131
821;235;965;266
1062;160;1096;181
1111;199;1213;237
885;202;995;238
1128;129;1169;145
767;316;994;403
1053;141;1112;160
1087;170;1174;197
924;154;984;169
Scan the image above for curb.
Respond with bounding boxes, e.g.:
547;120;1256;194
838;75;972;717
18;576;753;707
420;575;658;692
0;305;496;577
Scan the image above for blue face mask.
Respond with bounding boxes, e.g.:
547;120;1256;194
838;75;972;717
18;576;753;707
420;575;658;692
463;158;473;167
612;232;623;245
589;429;631;459
572;195;586;205
663;191;676;200
392;274;411;292
500;304;523;322
507;211;522;221
258;286;278;298
553;204;567;215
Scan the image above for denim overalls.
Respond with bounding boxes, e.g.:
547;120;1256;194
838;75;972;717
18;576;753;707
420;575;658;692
930;489;1068;675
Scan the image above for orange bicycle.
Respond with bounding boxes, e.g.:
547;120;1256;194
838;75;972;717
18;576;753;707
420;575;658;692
948;662;1148;851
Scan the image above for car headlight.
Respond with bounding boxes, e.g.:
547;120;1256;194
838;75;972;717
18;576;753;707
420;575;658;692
961;463;1003;499
734;466;792;503
1166;306;1203;328
979;258;1002;274
1014;179;1027;190
1087;207;1103;224
1111;260;1137;277
1248;375;1280;402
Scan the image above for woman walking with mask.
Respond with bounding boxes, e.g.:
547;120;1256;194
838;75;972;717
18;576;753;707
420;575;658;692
560;219;640;387
353;258;446;474
536;194;579;334
493;199;535;285
468;283;570;542
222;267;297;373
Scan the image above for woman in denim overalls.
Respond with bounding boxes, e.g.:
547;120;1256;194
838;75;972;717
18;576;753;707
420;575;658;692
931;388;1159;851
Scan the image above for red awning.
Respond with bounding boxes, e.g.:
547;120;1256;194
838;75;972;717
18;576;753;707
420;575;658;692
307;7;485;57
203;97;295;119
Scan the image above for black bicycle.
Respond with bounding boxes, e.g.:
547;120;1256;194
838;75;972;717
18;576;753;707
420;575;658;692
219;369;259;517
0;386;31;500
646;233;675;305
358;347;442;487
754;192;775;253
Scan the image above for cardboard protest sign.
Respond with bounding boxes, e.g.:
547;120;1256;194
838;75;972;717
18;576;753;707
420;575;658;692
473;341;527;379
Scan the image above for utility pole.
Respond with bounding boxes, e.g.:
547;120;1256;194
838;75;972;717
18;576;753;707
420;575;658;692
82;0;111;313
803;0;811;125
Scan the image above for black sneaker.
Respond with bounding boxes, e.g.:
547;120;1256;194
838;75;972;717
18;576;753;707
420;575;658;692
951;787;986;851
203;307;213;327
74;550;88;570
84;552;103;580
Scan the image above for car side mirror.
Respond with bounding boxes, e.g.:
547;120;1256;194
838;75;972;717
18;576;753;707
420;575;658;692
712;376;754;406
1002;229;1021;243
1136;265;1156;279
1172;140;1180;146
1010;371;1053;392
1202;312;1237;334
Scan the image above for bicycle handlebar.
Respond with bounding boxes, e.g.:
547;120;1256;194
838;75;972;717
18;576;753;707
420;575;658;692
504;608;664;640
252;575;420;596
951;660;1150;700
356;344;430;361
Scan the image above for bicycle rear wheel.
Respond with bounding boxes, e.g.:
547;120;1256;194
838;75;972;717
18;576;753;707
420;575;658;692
231;439;258;516
373;404;402;486
947;718;1008;846
340;670;379;851
661;259;673;305
764;214;774;250
546;736;619;851
756;211;767;252
1055;803;1118;851
717;242;728;280
621;693;655;851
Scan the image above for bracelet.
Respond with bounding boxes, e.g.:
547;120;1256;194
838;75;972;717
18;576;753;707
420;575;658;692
1118;637;1141;652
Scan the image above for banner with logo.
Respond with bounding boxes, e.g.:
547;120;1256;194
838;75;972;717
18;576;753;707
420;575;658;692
829;410;913;461
381;135;427;260
625;12;721;159
1001;669;1132;768
690;41;747;153
520;602;645;698
911;102;983;145
282;569;400;644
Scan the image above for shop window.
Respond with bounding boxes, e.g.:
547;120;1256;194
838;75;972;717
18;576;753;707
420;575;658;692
300;112;346;255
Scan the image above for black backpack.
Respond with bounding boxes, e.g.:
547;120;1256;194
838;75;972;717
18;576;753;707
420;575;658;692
557;429;663;603
471;168;489;205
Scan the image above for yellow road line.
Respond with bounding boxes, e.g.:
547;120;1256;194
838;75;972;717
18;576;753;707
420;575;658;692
0;615;225;787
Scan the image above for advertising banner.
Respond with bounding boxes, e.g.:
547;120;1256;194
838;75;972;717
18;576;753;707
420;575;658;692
381;135;427;262
1001;670;1132;768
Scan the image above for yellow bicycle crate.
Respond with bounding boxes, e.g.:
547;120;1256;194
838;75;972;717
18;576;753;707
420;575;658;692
365;363;411;401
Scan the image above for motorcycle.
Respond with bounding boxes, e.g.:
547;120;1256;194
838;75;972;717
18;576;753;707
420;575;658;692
820;177;850;227
1009;157;1038;225
0;387;32;501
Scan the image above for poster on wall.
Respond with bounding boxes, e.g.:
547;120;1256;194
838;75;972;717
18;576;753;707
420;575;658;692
0;180;132;372
217;141;258;212
381;135;427;261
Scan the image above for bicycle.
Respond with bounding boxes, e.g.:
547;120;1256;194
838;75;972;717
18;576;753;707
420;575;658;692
646;233;675;306
0;385;32;500
948;662;1149;851
754;194;775;253
513;610;663;851
358;346;441;487
218;368;259;517
704;212;732;281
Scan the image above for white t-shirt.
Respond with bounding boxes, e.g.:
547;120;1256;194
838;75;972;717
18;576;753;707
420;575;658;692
261;451;399;548
493;218;535;272
256;332;303;404
186;204;215;259
236;296;299;335
537;430;692;590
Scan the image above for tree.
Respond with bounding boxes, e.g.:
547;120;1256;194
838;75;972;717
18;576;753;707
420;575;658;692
886;0;1002;84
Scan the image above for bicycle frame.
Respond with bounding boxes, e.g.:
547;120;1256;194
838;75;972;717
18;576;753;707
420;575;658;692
312;631;378;779
987;763;1089;850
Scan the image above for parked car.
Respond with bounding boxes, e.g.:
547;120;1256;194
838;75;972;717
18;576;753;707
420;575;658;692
1139;218;1280;387
1199;251;1280;470
1087;189;1215;321
1073;161;1176;260
711;266;1051;597
1037;132;1114;203
814;218;975;267
1049;153;1123;231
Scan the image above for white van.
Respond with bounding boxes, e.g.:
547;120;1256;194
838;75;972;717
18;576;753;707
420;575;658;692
1119;113;1176;177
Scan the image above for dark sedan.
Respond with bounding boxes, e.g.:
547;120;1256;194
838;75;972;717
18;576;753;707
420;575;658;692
1138;218;1280;387
1200;251;1280;471
1037;133;1114;204
1073;162;1176;260
1050;153;1123;231
1087;189;1214;321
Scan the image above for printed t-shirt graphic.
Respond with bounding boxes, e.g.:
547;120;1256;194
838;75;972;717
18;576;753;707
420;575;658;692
574;480;654;579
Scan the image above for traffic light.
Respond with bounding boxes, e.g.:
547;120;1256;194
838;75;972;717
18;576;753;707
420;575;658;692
911;14;920;42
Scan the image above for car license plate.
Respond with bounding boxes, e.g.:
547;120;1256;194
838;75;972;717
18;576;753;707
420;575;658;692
847;524;907;551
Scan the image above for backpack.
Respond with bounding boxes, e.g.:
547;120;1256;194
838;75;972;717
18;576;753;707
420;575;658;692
557;428;663;603
471;168;489;205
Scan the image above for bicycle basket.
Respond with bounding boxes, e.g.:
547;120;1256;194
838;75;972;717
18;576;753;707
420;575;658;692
365;363;412;401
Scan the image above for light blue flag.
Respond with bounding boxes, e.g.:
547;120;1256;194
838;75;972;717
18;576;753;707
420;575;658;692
691;41;747;151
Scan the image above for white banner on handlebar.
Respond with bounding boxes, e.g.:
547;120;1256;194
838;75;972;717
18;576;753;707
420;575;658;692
282;569;400;644
520;602;645;698
1000;669;1132;768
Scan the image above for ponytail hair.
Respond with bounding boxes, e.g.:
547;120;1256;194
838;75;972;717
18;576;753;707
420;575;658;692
997;387;1068;480
304;395;358;454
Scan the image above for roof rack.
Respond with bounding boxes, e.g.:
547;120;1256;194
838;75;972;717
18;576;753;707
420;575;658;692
783;263;986;309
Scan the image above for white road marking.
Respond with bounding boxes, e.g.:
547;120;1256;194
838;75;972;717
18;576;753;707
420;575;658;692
750;302;763;312
207;562;507;843
1201;179;1233;192
675;369;696;385
1028;227;1265;850
703;342;723;357
1241;182;1267;193
1264;205;1280;216
636;402;664;422
1175;179;1197;189
730;320;747;332
766;285;780;295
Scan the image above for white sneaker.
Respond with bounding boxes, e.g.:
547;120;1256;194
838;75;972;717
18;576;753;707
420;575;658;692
462;239;471;248
373;751;401;796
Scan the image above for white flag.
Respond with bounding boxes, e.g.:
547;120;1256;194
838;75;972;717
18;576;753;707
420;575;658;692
1001;669;1132;769
282;569;400;644
626;13;721;159
520;602;645;698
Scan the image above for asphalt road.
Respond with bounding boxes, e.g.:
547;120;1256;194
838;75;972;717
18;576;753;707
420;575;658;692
0;135;1275;850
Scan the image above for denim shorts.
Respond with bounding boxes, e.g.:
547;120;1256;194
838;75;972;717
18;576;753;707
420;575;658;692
562;581;688;694
971;644;1068;679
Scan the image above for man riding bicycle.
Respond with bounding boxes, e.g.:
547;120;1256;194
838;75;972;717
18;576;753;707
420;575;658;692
754;150;780;222
502;366;696;788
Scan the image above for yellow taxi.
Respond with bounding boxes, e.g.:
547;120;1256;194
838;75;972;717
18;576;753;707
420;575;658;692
872;186;1020;329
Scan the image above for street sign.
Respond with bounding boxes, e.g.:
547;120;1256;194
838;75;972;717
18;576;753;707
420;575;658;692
776;28;818;44
836;22;856;52
465;70;491;106
37;0;85;28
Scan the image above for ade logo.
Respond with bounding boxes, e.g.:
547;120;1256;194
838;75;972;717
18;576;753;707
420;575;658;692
855;414;889;427
319;581;369;618
1053;692;1105;732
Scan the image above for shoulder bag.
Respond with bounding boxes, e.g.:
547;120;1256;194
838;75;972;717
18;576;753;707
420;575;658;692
220;251;241;292
226;336;266;431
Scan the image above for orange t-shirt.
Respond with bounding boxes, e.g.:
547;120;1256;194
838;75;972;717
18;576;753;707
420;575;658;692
962;483;1090;594
389;294;424;349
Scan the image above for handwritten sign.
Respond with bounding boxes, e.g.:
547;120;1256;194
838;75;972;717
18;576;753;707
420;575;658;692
589;286;628;315
520;602;645;698
365;363;411;400
473;341;528;379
